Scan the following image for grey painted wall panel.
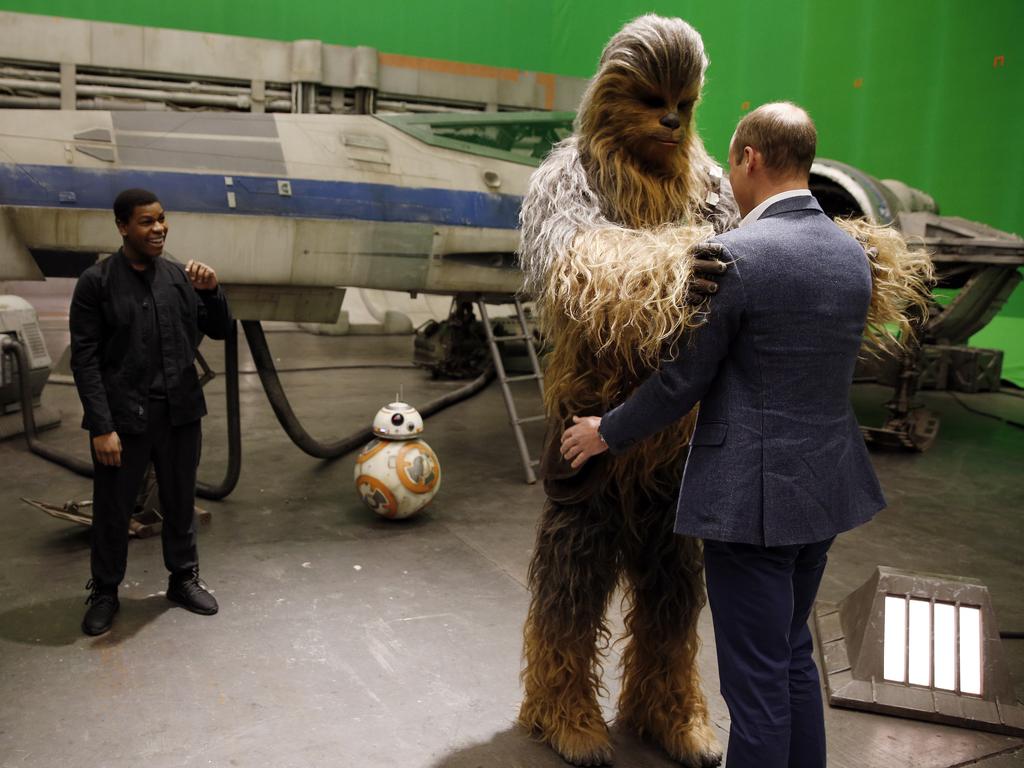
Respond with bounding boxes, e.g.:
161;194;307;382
112;112;279;138
116;136;286;174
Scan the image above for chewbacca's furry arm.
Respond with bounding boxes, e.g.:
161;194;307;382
835;219;936;354
599;253;745;453
519;140;716;373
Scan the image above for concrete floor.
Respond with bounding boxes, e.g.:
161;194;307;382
0;289;1022;768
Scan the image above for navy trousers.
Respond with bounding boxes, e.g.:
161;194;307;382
703;537;834;768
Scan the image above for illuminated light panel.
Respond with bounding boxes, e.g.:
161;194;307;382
960;606;982;696
908;598;932;686
933;602;956;691
883;595;907;682
815;567;1023;737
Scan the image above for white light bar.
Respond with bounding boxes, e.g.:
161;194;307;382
934;602;956;691
883;595;906;682
908;598;932;687
960;606;982;696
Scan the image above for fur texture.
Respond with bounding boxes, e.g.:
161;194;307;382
517;15;932;767
836;218;936;354
518;14;733;768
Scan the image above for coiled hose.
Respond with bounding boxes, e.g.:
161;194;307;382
1;323;242;500
5;320;493;497
1;334;93;477
240;320;494;460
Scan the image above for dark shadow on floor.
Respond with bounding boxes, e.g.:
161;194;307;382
87;595;173;647
427;724;694;768
0;594;171;647
31;523;92;554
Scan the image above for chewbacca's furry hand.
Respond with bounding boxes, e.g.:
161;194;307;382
687;241;729;305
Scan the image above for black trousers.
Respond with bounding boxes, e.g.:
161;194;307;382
90;399;201;590
703;537;835;768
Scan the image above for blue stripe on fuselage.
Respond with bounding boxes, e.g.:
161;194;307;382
0;163;523;229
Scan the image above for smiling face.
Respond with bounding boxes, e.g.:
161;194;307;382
117;202;168;262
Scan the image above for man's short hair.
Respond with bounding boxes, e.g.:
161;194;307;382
113;188;160;224
732;102;816;176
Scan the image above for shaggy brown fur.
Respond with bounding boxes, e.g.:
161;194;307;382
518;15;732;768
836;218;936;354
518;15;933;768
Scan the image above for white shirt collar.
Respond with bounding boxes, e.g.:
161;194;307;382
739;188;812;228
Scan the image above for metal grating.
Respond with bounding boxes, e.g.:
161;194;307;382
20;321;48;367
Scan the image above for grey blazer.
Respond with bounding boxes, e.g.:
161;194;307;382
600;195;885;546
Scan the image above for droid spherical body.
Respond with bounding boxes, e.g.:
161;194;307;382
354;402;441;519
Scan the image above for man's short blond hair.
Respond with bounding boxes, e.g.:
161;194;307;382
732;102;816;176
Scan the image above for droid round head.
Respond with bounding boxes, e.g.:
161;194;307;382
372;401;424;440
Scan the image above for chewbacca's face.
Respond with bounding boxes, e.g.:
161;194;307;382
579;16;708;176
613;78;701;172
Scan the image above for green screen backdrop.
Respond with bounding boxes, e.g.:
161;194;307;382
3;0;1022;382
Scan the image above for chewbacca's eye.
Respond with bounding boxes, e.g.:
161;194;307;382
678;100;694;111
643;96;665;108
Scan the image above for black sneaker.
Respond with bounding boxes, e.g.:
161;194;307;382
166;569;218;615
82;580;119;636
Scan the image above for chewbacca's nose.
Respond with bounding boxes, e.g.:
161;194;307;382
660;112;681;130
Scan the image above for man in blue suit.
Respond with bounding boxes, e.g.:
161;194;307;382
560;102;885;768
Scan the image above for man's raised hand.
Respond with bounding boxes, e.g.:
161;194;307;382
185;260;218;291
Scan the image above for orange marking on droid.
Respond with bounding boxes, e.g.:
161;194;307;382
355;438;390;464
355;474;399;518
396;441;440;494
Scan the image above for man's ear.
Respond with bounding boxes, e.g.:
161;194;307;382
742;145;758;174
115;219;128;238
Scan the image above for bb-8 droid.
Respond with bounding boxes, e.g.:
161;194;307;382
354;401;441;519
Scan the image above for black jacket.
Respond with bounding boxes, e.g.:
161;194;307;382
69;249;231;436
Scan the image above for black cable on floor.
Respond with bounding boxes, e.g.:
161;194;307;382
45;362;421;385
241;320;493;461
214;363;420;376
949;392;1024;430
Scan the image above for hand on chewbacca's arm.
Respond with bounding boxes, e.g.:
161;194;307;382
578;242;744;460
560;416;608;469
560;242;735;467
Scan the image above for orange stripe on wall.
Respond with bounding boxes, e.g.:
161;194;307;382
379;52;520;81
379;52;557;110
536;73;556;110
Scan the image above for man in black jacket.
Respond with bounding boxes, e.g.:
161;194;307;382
70;188;231;636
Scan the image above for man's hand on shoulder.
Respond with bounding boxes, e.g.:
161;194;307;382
687;241;729;305
185;260;218;291
560;416;608;469
92;432;122;467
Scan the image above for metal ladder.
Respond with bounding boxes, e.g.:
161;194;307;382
477;296;545;484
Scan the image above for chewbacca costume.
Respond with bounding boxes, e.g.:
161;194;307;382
517;16;737;768
515;15;933;768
